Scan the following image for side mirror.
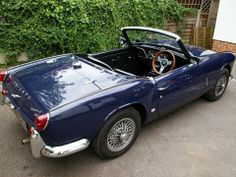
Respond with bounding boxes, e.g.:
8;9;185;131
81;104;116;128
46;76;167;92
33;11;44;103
118;36;126;48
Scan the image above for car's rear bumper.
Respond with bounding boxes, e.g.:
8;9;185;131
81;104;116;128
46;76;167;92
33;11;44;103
0;92;90;158
31;128;90;158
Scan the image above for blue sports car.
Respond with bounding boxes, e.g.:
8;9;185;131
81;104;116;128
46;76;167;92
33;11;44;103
0;26;235;159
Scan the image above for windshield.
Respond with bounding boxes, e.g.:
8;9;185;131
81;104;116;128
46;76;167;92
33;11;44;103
125;30;181;50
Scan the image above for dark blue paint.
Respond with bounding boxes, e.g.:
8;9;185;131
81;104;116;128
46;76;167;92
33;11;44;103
9;55;135;110
2;47;235;147
155;62;205;116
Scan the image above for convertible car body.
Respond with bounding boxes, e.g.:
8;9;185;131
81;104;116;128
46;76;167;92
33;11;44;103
0;26;235;159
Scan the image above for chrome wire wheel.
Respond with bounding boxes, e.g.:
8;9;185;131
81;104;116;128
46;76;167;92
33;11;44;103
215;75;228;97
107;118;136;152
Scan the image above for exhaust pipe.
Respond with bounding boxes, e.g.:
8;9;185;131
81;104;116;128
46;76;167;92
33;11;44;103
21;138;30;145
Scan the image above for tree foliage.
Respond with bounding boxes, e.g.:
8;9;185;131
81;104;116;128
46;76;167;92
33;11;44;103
0;0;192;62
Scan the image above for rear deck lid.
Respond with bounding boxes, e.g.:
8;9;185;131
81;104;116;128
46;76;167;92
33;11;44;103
6;54;131;111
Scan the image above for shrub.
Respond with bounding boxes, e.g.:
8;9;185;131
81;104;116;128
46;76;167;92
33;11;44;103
0;0;192;62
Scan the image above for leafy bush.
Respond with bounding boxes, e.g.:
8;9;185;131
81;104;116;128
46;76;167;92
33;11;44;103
0;0;192;62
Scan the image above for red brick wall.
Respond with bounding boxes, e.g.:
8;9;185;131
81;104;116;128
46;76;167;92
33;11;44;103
212;39;236;54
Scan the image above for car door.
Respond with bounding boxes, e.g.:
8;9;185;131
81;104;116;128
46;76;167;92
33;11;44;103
155;63;205;116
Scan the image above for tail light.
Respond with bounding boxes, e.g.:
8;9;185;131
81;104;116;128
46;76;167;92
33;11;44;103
34;113;49;131
1;89;6;95
28;127;33;135
0;70;7;82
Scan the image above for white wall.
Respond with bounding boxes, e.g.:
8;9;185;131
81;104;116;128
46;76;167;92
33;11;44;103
213;0;236;43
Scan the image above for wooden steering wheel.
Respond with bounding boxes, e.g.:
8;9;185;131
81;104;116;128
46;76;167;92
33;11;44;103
152;50;176;75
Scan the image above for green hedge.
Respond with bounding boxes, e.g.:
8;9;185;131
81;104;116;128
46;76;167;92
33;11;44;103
0;0;191;62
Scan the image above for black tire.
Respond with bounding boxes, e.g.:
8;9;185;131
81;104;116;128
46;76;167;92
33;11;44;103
92;107;141;159
204;68;230;101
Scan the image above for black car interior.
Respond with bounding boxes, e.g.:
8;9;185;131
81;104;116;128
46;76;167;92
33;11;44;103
90;45;191;77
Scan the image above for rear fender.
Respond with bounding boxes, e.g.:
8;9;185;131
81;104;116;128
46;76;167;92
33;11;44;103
104;102;148;123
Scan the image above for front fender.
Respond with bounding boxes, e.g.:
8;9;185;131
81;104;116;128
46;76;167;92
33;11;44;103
219;52;235;73
201;52;235;89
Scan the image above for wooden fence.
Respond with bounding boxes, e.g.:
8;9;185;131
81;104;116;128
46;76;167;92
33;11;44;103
163;15;213;49
177;0;202;9
192;27;213;49
173;0;215;49
177;0;212;15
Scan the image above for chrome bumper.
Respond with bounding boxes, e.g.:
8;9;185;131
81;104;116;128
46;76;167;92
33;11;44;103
31;129;90;158
0;90;90;158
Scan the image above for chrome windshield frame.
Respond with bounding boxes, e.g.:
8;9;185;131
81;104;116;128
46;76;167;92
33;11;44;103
121;26;193;62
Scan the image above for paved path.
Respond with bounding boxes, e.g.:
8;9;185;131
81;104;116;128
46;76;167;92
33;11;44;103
0;68;236;177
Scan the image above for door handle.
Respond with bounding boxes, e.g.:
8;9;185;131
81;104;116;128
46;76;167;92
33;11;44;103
158;86;169;91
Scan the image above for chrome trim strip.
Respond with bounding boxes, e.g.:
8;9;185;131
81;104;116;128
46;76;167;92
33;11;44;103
121;26;181;40
87;56;113;71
